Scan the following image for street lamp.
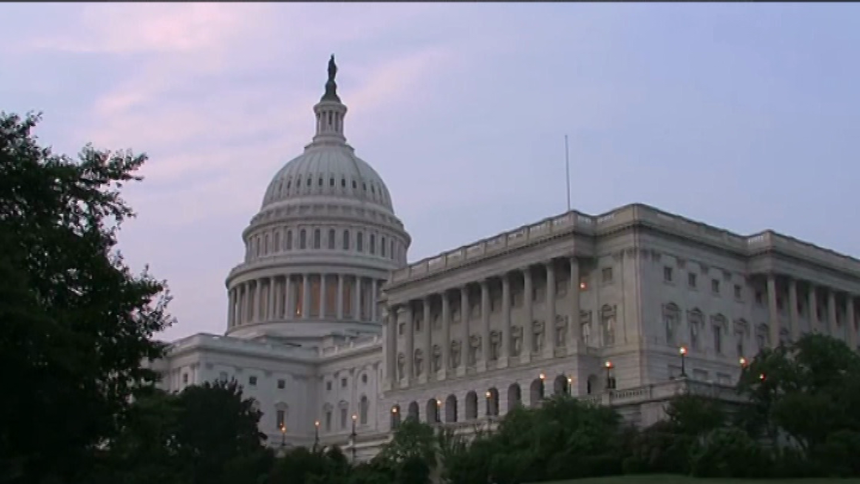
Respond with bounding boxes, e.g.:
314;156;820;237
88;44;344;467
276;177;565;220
313;420;320;450
279;423;286;448
679;346;688;377
604;360;614;390
567;376;573;395
538;372;546;400
350;414;358;463
739;356;747;368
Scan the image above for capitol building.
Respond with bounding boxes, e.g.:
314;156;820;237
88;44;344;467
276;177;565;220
148;58;860;460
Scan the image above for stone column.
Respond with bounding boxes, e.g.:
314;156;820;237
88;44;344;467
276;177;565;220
788;278;800;341
372;279;379;321
441;291;450;378
336;274;344;320
384;305;397;390
568;257;581;352
480;280;490;371
253;280;261;322
545;261;557;357
422;297;432;381
355;276;363;321
239;285;246;324
523;268;533;362
267;277;275;321
302;274;311;320
459;286;470;376
404;303;414;383
285;276;293;318
809;284;818;333
500;274;511;366
828;290;837;336
847;295;857;350
766;275;779;347
228;288;235;327
319;273;327;318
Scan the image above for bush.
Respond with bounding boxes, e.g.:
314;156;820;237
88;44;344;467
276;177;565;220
689;427;767;478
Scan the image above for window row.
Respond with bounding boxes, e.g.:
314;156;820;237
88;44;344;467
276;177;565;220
215;371;288;390
661;304;787;358
248;227;402;260
390;373;612;428
320;396;371;433
272;173;389;206
324;372;369;391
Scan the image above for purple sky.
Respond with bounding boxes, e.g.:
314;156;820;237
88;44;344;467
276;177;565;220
2;3;858;341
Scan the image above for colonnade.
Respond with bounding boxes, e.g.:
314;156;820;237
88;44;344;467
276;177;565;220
385;257;582;388
765;274;858;348
228;274;385;326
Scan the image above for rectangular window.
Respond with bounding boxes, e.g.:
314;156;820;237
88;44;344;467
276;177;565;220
664;266;673;282
326;381;332;391
276;410;285;429
601;267;613;284
340;408;347;429
713;326;722;354
711;279;720;294
688;273;697;288
325;411;332;431
341;378;347;388
182;373;189;384
277;379;285;389
249;376;257;386
734;284;743;300
755;291;763;305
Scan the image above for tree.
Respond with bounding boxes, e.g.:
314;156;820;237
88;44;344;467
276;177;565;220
737;333;860;473
172;380;267;484
0;112;172;483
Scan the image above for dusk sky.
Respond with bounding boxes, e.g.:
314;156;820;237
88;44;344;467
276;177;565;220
2;3;857;341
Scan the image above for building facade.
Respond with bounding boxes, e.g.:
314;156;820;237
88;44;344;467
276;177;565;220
148;59;860;459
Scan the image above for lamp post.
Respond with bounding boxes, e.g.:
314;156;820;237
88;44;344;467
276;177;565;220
604;360;613;390
313;420;320;451
739;356;747;368
567;376;573;396
279;423;286;448
679;346;688;377
538;372;546;400
350;414;358;463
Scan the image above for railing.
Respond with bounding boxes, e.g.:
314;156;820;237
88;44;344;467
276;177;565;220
392;203;860;284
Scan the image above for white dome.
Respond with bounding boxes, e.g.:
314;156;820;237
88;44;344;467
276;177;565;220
224;56;410;344
261;142;394;213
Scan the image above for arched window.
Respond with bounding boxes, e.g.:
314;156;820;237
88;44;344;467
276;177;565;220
357;232;364;252
264;234;270;254
390;240;395;259
274;231;280;252
343;230;350;250
369;234;376;254
663;303;680;345
286;230;293;250
313;229;321;249
299;229;307;249
688;308;704;351
359;395;369;424
601;305;616;346
381;236;387;257
328;229;336;250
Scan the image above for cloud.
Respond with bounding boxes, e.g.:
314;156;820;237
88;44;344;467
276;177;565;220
29;3;273;55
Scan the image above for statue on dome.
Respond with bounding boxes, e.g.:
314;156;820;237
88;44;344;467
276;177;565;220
322;54;341;102
327;54;337;83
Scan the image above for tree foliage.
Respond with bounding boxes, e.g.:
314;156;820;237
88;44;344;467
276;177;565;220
0;112;173;484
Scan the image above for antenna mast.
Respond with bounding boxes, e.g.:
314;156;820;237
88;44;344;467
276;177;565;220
565;134;571;212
